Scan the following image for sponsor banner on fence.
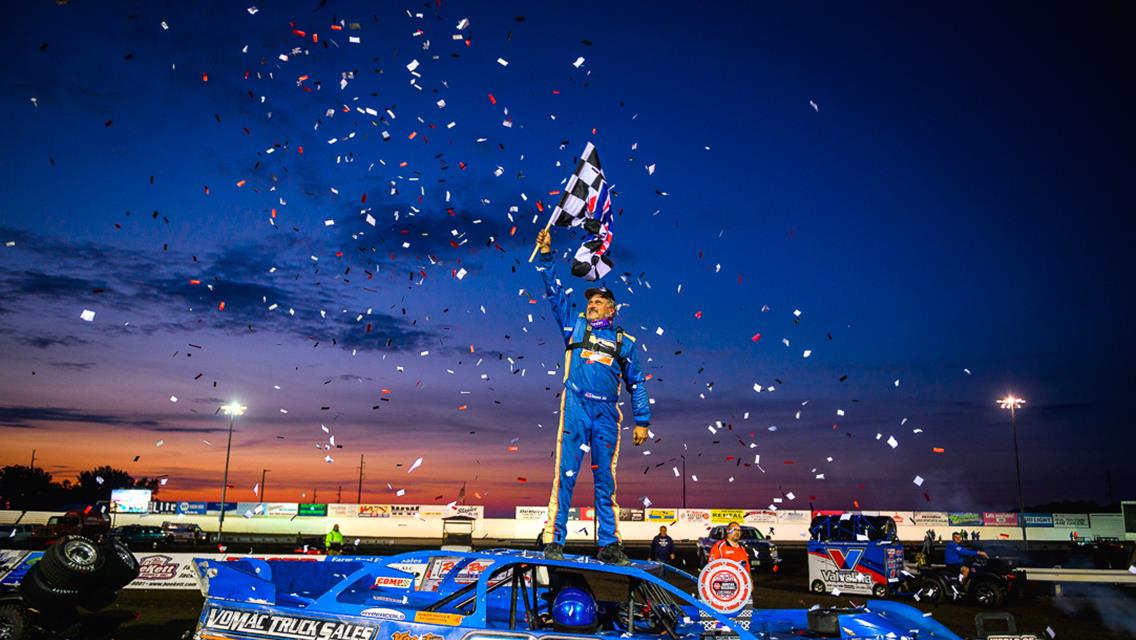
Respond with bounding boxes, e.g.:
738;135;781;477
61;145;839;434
1052;513;1090;528
948;512;984;526
390;505;420;518
743;510;778;524
358;504;391;518
206;502;237;514
298;503;327;517
328;503;356;517
619;508;645;521
452;505;484;519
1023;513;1055;528
149;500;179;514
178;501;209;515
710;508;746;524
647;508;676;522
516;506;548;521
912;512;949;526
265;503;299;517
983;512;1019;527
680;509;711;523
237;502;267;517
776;510;810;524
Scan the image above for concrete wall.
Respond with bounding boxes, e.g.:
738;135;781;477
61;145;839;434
2;508;1119;543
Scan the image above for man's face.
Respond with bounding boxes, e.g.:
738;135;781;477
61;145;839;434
727;525;741;540
659;526;668;536
586;295;615;321
952;533;961;543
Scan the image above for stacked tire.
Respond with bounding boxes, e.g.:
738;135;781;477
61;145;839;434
9;535;140;637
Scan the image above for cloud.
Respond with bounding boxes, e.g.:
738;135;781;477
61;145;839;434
17;335;93;349
48;361;97;370
0;405;160;429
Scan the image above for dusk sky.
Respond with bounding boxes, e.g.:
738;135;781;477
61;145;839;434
1;1;1132;517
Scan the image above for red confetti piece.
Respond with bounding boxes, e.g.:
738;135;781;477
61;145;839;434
694;310;703;319
202;73;208;83
516;477;527;483
188;279;201;285
487;93;496;105
236;179;246;187
932;447;945;453
218;301;225;311
458;405;468;411
506;445;518;452
751;333;761;342
853;500;860;509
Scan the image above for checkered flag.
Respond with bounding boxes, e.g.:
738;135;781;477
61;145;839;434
531;142;617;280
551;142;606;228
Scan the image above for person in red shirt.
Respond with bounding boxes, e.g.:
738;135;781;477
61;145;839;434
709;521;751;573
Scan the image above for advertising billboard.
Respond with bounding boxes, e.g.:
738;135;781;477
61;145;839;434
111;489;152;514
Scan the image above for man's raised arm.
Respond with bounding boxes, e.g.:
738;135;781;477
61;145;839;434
535;228;573;344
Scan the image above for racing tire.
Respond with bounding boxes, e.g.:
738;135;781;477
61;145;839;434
0;603;33;640
871;583;889;598
972;582;1006;608
917;576;945;605
18;564;81;611
810;579;827;594
38;536;105;591
99;537;140;591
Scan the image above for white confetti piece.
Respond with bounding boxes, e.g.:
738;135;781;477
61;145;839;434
655;327;664;336
169;395;178;402
809;100;819;112
456;268;468;280
913;475;924;486
408;457;423;473
396;489;406;497
802;349;812;358
836;409;845;417
887;436;899;449
496;57;508;67
406;59;420;72
155;440;164;447
80;309;96;322
572;56;585;68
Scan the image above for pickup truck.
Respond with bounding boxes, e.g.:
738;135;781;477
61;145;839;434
32;510;110;542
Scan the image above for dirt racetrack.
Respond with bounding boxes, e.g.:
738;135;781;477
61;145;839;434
98;544;1135;639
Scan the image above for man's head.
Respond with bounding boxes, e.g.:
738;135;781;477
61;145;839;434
333;524;340;532
659;526;668;536
726;522;741;540
952;532;962;542
584;287;616;322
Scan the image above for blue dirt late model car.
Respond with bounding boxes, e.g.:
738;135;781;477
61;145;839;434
191;549;963;640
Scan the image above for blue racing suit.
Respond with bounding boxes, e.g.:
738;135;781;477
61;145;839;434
537;252;651;548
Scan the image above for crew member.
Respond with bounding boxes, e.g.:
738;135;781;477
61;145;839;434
536;228;652;566
709;521;751;573
945;531;987;585
325;523;344;555
650;525;676;564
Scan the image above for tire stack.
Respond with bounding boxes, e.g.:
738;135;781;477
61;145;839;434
4;536;140;638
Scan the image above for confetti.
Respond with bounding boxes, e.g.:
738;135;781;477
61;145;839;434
80;309;96;322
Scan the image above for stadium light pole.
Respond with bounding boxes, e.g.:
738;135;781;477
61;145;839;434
218;402;247;543
997;395;1027;551
260;468;271;504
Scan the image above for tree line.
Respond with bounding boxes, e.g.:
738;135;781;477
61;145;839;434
0;465;161;511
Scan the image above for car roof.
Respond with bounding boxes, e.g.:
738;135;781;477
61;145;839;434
384;547;673;581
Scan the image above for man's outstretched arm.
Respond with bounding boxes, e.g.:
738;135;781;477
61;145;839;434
536;228;573;344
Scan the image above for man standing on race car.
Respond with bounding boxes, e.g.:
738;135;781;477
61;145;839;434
709;521;751;573
535;228;651;566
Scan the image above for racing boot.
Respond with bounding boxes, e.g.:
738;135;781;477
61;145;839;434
543;543;565;560
597;543;632;566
